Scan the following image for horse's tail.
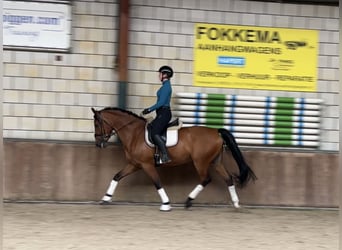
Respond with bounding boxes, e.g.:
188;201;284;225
218;128;257;187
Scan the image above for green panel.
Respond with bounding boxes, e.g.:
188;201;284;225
207;124;222;129
206;97;225;126
206;105;226;113
274;127;292;134
206;118;225;125
274;115;293;122
276;102;295;110
274;134;292;140
277;97;295;103
274;140;292;146
275;121;294;128
206;99;227;106
207;97;225;108
206;112;227;118
275;109;294;116
275;97;294;122
207;93;226;100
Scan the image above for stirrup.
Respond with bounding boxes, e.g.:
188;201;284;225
154;145;171;165
159;154;171;164
154;153;160;164
155;153;171;165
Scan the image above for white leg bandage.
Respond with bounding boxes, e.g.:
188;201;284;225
189;184;204;199
158;188;171;211
158;188;170;204
228;185;240;208
102;180;118;202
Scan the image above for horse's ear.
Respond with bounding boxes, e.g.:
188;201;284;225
91;107;96;114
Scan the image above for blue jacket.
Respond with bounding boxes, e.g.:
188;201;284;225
148;80;172;111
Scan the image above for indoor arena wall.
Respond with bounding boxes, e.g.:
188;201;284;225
3;0;339;206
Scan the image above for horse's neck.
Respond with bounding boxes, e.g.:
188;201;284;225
109;112;145;147
119;121;145;150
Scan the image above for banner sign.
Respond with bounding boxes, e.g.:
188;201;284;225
193;23;319;92
3;1;71;51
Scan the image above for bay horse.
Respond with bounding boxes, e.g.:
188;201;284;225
91;107;256;211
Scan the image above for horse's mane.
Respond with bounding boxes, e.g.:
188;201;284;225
102;107;146;121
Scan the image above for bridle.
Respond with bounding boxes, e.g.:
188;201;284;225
94;111;137;146
94;112;116;145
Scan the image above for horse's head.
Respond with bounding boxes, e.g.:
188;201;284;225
91;108;115;148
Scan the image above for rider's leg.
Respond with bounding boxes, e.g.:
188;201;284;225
149;107;171;164
152;134;171;164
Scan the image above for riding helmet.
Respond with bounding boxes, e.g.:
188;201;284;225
158;65;173;78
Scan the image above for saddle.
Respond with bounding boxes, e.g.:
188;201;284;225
145;118;182;147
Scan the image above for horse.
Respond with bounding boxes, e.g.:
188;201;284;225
91;107;256;211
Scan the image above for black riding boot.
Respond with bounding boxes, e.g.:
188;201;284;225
152;135;171;164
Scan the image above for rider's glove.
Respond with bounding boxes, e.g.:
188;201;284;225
142;108;150;115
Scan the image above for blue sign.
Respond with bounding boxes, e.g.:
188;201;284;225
218;56;245;67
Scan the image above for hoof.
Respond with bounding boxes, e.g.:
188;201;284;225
233;202;240;209
184;198;193;209
160;204;172;212
99;200;111;205
101;195;112;203
233;206;249;213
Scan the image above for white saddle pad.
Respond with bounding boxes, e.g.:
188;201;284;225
145;125;181;147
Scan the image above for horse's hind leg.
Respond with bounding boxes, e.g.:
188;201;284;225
185;175;211;209
101;163;139;204
215;163;240;208
185;158;212;209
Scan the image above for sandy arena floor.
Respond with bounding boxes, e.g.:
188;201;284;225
3;203;338;250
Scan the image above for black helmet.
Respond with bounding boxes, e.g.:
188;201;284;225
158;65;173;78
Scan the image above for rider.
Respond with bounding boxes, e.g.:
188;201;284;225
142;65;173;164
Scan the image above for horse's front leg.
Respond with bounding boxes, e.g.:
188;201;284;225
142;163;171;212
100;163;139;204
